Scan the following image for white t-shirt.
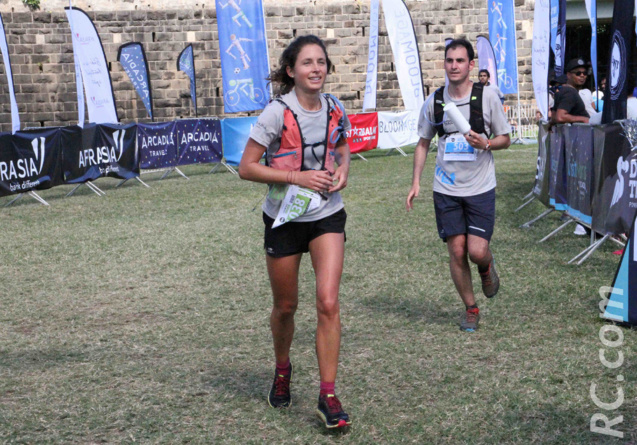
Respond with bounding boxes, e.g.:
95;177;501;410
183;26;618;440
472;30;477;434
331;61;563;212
249;89;351;222
627;97;637;119
579;89;596;117
418;84;511;197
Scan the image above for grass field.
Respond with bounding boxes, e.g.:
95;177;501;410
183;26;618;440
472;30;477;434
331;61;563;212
0;145;634;444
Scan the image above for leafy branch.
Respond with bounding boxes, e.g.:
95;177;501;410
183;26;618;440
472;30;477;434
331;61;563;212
22;0;41;11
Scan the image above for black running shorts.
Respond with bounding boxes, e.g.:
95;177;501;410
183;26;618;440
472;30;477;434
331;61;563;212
433;189;496;242
263;208;347;258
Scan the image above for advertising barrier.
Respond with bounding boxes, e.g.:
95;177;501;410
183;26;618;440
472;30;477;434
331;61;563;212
0;128;64;197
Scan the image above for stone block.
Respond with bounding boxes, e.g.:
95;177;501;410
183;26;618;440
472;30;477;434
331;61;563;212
33;12;51;23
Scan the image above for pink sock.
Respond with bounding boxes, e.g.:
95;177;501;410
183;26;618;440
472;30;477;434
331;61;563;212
320;381;335;396
275;359;291;375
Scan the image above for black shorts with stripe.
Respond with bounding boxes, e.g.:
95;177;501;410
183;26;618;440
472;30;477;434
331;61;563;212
433;189;496;242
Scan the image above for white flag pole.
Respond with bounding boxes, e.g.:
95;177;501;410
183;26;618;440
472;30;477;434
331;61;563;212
68;0;85;127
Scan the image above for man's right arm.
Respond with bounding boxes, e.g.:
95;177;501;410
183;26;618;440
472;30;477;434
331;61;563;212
406;137;431;211
554;108;590;124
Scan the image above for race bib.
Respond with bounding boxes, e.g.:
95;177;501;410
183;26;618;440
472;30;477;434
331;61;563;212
444;134;476;162
272;185;322;228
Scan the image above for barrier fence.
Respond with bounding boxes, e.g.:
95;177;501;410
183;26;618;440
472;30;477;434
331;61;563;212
519;122;636;269
521;121;637;326
0;110;420;204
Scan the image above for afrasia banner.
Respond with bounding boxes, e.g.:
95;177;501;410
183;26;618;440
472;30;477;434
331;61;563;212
0;128;64;197
346;113;378;154
63;123;138;183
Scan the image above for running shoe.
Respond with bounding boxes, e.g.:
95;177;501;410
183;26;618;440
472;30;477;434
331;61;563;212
267;363;292;408
460;307;480;332
316;394;352;429
479;257;500;298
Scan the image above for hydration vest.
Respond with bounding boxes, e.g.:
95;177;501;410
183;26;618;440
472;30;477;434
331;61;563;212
433;83;490;138
267;94;344;175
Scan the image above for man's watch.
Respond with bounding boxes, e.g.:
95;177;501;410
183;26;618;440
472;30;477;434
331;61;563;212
485;140;491;150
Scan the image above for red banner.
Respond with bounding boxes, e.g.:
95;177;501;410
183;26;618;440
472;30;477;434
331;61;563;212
346;113;378;154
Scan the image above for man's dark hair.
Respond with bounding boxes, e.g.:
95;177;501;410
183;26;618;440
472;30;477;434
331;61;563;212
479;69;490;78
444;39;475;61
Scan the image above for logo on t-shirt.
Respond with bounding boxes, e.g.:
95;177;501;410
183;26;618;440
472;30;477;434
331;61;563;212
610;30;626;101
435;165;456;185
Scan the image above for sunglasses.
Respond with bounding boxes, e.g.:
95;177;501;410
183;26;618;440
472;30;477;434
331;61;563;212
571;71;588;76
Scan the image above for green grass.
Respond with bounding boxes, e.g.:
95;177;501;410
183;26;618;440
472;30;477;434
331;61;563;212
0;145;634;443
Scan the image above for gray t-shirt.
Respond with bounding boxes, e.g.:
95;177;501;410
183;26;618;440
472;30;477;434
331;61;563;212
249;89;351;222
418;84;511;197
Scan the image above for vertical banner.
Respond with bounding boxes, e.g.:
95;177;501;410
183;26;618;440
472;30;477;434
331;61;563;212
176;119;222;165
221;117;257;166
532;0;550;121
0;13;20;134
477;35;498;89
64;7;118;124
488;0;519;94
444;38;452;87
138;121;178;169
585;0;598;89
118;42;154;121
604;212;637;325
362;0;379;112
550;0;559;58
216;0;270;113
554;0;566;77
346;113;379;154
68;1;85;128
381;0;424;111
601;0;634;124
178;45;198;117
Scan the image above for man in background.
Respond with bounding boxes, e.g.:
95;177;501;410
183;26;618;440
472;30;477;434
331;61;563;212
478;69;505;104
551;58;590;125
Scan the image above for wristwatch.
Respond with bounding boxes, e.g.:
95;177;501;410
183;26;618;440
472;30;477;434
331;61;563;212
485;140;491;150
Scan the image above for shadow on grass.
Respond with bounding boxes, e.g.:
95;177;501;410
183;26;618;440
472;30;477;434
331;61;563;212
357;293;458;326
0;348;89;371
201;364;269;402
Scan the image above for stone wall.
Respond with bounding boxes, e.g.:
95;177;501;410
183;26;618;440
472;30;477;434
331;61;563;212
0;0;535;132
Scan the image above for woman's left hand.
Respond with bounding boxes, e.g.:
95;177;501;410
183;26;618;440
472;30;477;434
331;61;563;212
328;164;349;192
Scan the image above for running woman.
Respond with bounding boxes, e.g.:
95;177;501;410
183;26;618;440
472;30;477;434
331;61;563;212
238;35;352;429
